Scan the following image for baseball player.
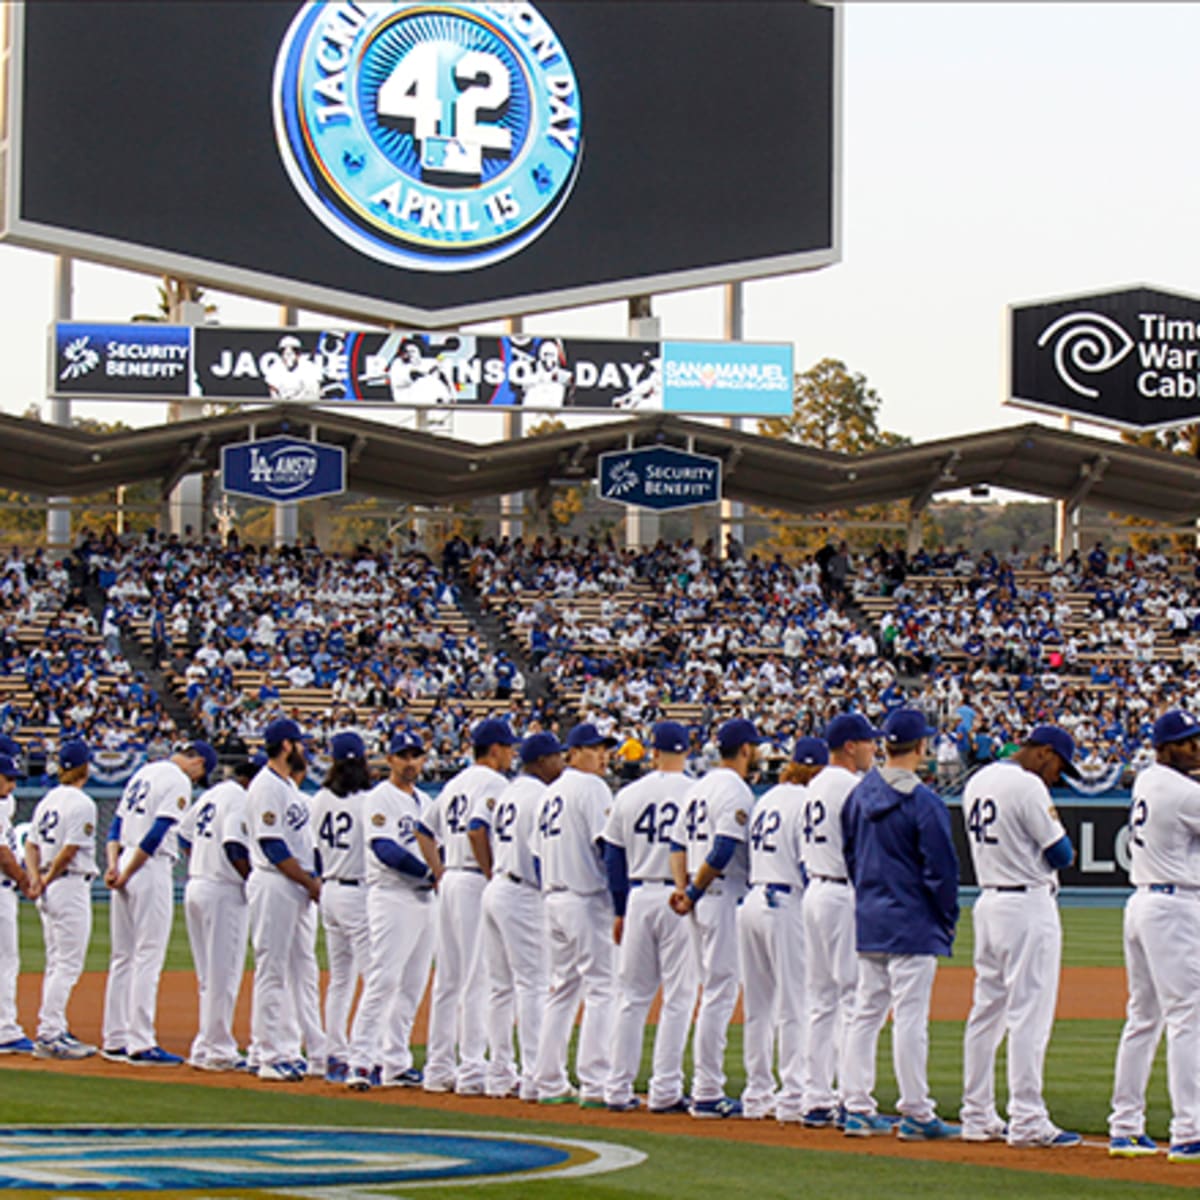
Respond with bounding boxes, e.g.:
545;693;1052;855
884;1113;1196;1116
801;712;882;1127
0;752;34;1054
737;736;826;1121
310;731;373;1083
530;721;618;1106
417;718;517;1094
346;730;440;1091
468;731;564;1100
25;740;98;1059
670;717;764;1119
265;334;322;401
1109;709;1200;1162
961;725;1080;1148
245;718;321;1083
178;757;256;1071
602;720;697;1113
101;740;217;1066
840;708;960;1141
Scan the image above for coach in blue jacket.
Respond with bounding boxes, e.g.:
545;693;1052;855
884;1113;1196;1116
838;708;961;1142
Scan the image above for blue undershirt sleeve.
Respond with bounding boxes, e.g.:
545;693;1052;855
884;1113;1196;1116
177;836;192;854
259;837;292;865
371;837;431;879
108;815;123;844
604;842;629;917
138;815;176;856
705;835;738;872
223;841;249;867
467;817;489;832
1044;834;1074;870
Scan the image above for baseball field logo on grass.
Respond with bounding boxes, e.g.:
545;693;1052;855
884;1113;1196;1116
274;1;584;272
0;1126;643;1194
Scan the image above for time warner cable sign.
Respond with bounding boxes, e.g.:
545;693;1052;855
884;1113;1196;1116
597;446;722;512
221;437;346;504
1009;286;1200;429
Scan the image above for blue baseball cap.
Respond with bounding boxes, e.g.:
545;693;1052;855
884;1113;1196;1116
1153;709;1200;749
389;730;425;755
263;717;305;747
59;740;91;769
881;708;938;746
0;754;23;780
520;731;565;763
331;731;366;761
825;713;883;749
0;735;22;759
792;737;829;766
187;740;219;779
250;751;269;771
565;722;618;750
717;718;766;754
1026;724;1080;779
651;721;689;753
472;718;519;751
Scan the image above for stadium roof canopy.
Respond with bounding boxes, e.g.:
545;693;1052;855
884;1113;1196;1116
3;405;1199;523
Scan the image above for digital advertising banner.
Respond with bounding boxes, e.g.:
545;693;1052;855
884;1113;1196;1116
49;323;795;416
221;436;347;503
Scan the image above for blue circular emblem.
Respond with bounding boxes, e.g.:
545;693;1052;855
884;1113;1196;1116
273;2;584;272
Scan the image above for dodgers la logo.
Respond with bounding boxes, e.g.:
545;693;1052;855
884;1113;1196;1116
273;2;583;273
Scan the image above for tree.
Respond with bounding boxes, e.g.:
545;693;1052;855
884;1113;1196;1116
1117;424;1199;553
524;418;585;533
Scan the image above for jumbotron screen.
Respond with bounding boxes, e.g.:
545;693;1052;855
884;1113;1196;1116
2;1;838;324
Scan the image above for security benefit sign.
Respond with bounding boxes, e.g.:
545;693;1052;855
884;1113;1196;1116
221;437;346;504
597;446;722;512
52;323;190;397
1009;286;1200;429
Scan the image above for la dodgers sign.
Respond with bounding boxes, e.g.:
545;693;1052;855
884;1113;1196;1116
597;446;722;512
221;437;346;503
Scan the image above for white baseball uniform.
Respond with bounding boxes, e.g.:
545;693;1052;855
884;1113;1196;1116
739;781;807;1120
1110;762;1200;1146
246;765;315;1072
470;771;548;1099
311;783;370;1070
28;784;97;1042
103;759;192;1055
602;769;697;1110
348;778;436;1083
531;766;616;1103
421;762;509;1093
180;778;251;1068
960;760;1068;1143
681;766;752;1104
800;764;860;1113
0;795;27;1045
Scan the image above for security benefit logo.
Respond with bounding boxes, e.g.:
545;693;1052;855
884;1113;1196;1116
273;2;583;272
53;324;191;397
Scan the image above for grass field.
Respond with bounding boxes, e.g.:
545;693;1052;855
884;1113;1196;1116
15;900;1130;974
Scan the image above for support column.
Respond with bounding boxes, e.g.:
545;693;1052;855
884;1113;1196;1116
166;281;208;538
1053;415;1074;560
625;297;661;550
274;304;299;548
721;282;745;557
47;257;73;552
501;315;524;541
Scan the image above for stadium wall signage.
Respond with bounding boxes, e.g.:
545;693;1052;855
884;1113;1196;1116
597;446;723;512
50;323;795;417
1008;285;1200;429
221;436;347;504
3;2;839;326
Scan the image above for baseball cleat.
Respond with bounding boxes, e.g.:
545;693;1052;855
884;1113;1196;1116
801;1107;837;1129
391;1068;424;1088
0;1037;34;1055
690;1096;743;1119
325;1059;348;1084
346;1068;373;1092
843;1112;897;1137
578;1095;607;1110
538;1088;580;1106
962;1122;1009;1143
456;1083;487;1097
1009;1126;1081;1149
34;1035;96;1060
1110;1134;1158;1157
127;1046;184;1067
486;1084;521;1099
607;1097;642;1113
897;1116;962;1142
258;1061;299;1083
423;1077;456;1094
649;1096;691;1115
1168;1140;1200;1163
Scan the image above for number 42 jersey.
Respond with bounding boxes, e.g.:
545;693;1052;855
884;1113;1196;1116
603;770;692;882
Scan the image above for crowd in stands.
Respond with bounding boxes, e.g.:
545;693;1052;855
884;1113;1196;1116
2;525;1199;787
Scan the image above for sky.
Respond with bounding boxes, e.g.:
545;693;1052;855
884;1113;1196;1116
1;2;1198;453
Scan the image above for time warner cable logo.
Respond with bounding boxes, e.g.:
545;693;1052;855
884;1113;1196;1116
273;1;583;272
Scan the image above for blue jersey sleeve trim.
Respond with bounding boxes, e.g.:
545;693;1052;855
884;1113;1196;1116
706;835;738;872
604;841;629;917
259;837;292;865
371;837;430;879
1044;834;1074;870
138;815;176;857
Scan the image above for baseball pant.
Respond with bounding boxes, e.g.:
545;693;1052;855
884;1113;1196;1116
841;953;939;1122
281;901;326;1069
102;855;173;1055
184;877;248;1067
691;887;741;1104
737;885;806;1120
349;885;434;1081
1110;889;1200;1144
961;888;1061;1143
533;889;615;1102
480;874;546;1099
0;886;24;1043
36;875;92;1042
605;881;698;1109
247;869;308;1069
802;877;857;1111
424;869;489;1092
320;882;370;1066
